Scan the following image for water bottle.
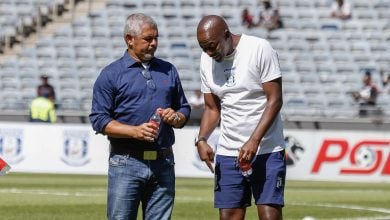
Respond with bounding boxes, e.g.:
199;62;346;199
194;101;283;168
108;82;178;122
0;157;11;176
149;108;163;134
239;160;253;177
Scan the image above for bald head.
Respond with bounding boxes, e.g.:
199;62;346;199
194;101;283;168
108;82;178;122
197;15;235;62
197;15;229;38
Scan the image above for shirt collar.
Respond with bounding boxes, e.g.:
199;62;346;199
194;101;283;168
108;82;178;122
122;50;158;68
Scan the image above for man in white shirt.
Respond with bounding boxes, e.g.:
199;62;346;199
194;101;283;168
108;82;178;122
195;15;286;220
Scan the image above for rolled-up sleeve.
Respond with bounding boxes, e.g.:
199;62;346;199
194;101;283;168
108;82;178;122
89;68;115;134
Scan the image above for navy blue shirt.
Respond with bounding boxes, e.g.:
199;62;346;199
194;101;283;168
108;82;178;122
90;51;191;150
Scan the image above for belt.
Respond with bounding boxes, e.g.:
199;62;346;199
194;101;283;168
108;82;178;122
110;145;172;160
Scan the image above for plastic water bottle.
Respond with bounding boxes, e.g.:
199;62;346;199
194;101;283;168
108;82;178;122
149;108;163;134
239;160;253;177
0;157;11;176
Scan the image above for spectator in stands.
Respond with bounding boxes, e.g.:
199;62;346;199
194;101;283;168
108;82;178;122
241;8;256;29
56;0;69;16
89;13;191;220
380;69;390;88
29;95;56;123
188;89;204;109
351;70;380;116
257;0;283;32
22;15;37;38
0;36;4;53
196;15;285;220
331;0;352;20
39;6;53;27
188;89;204;124
37;75;56;102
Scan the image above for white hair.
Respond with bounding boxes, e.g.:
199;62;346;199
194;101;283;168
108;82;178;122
123;13;157;38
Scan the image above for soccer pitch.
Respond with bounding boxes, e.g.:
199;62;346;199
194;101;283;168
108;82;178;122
0;173;390;220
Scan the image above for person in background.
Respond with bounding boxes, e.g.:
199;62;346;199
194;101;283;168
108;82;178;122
188;89;204;109
195;15;286;220
257;0;283;32
188;89;205;125
29;94;56;123
380;69;390;97
351;70;380;116
380;69;389;88
37;74;56;102
89;13;191;220
331;0;352;20
241;8;256;29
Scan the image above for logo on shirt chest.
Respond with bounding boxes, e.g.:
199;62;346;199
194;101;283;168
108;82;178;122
224;67;236;87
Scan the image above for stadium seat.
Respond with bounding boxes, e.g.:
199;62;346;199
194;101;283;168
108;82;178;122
309;42;329;53
19;67;39;83
318;72;338;85
276;0;294;8
378;9;390;19
106;0;124;7
302;84;323;97
283;86;303;97
342;21;362;32
295;0;313;8
282;72;299;84
0;0;388;120
306;96;326;108
1;91;22;110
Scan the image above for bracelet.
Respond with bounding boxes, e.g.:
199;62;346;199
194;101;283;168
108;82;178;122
195;136;207;147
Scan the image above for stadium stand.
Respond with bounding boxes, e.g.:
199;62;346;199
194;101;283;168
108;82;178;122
0;0;389;126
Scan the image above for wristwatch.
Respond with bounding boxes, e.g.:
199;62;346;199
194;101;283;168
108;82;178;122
195;136;207;147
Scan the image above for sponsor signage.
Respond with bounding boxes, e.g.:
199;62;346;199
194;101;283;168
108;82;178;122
0;123;388;182
285;130;390;182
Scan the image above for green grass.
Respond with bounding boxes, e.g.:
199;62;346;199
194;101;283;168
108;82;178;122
1;173;390;219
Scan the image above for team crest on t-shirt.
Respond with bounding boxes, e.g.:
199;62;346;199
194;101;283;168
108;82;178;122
224;67;236;87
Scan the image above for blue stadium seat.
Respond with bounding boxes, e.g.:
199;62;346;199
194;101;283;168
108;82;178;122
0;0;388;119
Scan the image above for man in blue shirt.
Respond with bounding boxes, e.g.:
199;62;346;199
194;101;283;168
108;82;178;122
90;13;191;220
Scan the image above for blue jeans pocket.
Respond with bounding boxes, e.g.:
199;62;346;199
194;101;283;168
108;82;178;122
109;154;128;167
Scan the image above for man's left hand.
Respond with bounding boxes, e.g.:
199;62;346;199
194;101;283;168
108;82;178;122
160;108;181;127
238;139;259;163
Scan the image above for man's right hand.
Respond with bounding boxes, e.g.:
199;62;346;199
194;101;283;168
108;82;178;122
196;142;215;173
135;122;159;142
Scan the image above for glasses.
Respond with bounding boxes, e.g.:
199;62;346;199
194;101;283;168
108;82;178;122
141;69;156;90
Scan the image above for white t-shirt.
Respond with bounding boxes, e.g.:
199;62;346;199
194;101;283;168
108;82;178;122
199;34;285;156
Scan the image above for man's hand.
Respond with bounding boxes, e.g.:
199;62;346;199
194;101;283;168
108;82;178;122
160;108;182;127
134;122;159;142
196;142;215;173
238;139;259;164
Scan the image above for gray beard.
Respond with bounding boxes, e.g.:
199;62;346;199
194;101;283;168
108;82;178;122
143;54;153;61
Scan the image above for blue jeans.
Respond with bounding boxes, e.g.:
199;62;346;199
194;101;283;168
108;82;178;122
107;153;175;220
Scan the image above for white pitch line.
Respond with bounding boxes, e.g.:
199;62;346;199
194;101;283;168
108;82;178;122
330;216;390;220
2;189;390;220
176;196;212;202
292;202;390;214
0;188;105;197
290;189;388;194
0;188;212;202
0;188;211;202
292;202;390;220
